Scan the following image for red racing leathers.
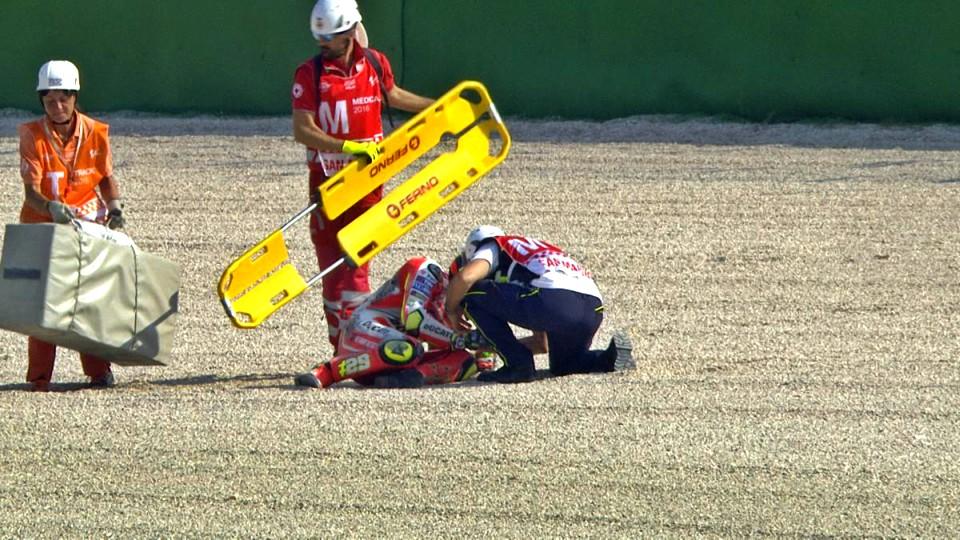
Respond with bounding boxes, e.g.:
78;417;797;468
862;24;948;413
291;44;396;347
304;257;484;388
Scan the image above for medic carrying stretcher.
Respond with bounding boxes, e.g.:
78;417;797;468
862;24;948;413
217;81;510;385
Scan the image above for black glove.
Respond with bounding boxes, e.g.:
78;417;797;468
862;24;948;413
107;208;125;230
451;330;488;350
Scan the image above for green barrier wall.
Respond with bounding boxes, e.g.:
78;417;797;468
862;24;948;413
3;1;959;122
0;0;318;115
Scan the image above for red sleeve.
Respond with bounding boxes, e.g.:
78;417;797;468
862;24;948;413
366;48;396;92
291;61;317;112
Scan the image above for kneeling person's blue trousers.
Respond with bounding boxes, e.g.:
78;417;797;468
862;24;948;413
462;281;607;375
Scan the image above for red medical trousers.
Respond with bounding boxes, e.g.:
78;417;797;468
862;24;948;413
27;337;111;386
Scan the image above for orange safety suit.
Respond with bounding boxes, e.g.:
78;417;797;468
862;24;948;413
17;113;114;389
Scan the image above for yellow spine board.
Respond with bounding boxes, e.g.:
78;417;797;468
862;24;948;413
338;114;510;266
218;230;308;329
217;81;510;329
318;81;508;221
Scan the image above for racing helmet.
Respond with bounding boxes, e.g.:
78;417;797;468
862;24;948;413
37;60;80;92
420;258;449;293
463;225;504;260
429;262;450;318
448;253;466;278
310;0;362;40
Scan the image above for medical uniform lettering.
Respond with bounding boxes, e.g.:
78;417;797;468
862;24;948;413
318;100;350;134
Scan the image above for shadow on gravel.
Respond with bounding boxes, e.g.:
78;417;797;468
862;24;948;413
149;368;559;391
150;369;553;390
0;369;558;392
0;375;290;392
150;372;292;388
0;382;99;393
276;368;559;391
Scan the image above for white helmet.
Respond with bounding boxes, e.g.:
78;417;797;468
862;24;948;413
463;225;504;260
310;0;362;40
37;60;80;91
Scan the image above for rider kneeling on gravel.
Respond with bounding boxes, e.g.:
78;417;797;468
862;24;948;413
444;226;635;384
295;256;495;389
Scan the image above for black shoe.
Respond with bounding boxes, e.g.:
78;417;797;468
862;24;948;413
294;372;321;388
477;363;535;384
373;369;425;389
88;372;116;389
605;331;635;372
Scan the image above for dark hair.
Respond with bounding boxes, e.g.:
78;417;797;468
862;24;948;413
38;89;78;97
37;89;81;113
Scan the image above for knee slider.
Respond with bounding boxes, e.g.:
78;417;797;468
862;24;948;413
379;337;422;366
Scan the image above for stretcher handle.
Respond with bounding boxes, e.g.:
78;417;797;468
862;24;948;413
275;201;352;284
280;202;318;233
308;257;345;287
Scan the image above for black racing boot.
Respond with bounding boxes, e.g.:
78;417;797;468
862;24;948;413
87;372;116;389
294;371;322;388
373;369;426;389
604;331;635;372
477;362;535;384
